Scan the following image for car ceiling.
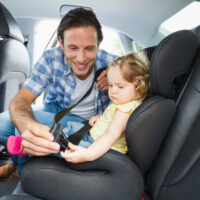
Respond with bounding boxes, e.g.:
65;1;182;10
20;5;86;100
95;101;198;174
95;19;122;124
0;0;196;46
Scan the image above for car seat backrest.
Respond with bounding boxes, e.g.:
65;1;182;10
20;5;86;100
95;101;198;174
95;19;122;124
146;31;200;200
0;3;30;112
126;30;198;174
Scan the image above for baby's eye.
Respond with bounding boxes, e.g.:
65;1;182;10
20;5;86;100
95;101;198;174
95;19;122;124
118;86;124;89
109;84;113;87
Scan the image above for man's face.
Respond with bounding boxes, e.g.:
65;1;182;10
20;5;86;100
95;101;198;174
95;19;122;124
59;26;100;80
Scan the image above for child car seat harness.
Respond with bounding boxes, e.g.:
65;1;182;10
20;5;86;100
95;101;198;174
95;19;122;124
50;68;105;151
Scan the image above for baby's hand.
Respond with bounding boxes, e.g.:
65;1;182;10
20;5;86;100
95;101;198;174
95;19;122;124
60;143;89;163
89;114;102;126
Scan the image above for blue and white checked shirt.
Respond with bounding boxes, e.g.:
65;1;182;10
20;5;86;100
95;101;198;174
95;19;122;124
23;46;117;115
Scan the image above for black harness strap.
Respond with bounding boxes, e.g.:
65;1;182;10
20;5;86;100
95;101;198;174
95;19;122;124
68;120;91;145
54;78;95;124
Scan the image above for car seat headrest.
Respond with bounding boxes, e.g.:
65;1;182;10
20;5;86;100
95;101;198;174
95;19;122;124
0;3;24;43
192;25;200;45
193;25;200;36
150;30;198;98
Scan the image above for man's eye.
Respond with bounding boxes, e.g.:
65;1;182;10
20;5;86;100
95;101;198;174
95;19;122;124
109;84;113;87
71;47;77;50
86;47;95;51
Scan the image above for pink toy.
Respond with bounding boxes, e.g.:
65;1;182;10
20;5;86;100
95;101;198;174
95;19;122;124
7;135;27;157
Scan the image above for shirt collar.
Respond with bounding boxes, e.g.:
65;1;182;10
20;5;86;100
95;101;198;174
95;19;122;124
63;57;72;76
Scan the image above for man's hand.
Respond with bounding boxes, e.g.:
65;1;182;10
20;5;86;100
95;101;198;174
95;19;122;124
9;87;60;156
21;122;60;156
96;70;108;90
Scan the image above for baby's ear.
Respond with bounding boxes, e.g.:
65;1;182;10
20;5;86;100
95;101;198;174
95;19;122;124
134;79;140;88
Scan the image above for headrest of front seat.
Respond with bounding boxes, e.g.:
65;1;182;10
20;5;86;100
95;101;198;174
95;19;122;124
150;30;198;98
192;25;200;45
0;3;24;43
192;25;200;36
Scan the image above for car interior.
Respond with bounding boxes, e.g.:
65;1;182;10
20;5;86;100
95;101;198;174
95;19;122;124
0;0;200;200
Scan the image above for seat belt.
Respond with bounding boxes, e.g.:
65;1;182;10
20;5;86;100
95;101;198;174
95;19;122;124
50;68;106;151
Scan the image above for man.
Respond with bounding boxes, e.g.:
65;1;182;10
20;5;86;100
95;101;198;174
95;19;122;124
0;7;116;179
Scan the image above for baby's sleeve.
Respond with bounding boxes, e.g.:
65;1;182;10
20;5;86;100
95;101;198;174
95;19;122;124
117;101;141;114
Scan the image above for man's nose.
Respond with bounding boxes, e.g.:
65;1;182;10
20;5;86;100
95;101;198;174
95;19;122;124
76;50;86;63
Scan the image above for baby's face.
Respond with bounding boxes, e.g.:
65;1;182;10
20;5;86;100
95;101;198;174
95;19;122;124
107;66;137;105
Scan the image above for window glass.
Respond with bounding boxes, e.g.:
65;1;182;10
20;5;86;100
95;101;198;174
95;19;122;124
100;26;124;56
47;25;127;56
132;41;143;52
159;1;200;35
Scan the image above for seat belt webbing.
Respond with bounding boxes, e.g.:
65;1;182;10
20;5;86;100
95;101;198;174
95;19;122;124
50;68;106;146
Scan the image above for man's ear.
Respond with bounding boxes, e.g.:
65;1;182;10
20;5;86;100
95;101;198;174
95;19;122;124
58;38;64;51
97;42;101;49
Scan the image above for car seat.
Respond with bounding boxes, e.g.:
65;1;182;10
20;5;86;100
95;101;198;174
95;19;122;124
0;30;199;200
1;29;198;200
145;28;200;199
0;3;30;112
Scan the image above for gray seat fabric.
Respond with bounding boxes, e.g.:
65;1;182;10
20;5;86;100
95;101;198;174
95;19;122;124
0;3;30;112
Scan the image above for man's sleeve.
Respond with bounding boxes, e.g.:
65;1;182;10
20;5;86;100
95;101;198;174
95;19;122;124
96;49;118;70
23;52;52;96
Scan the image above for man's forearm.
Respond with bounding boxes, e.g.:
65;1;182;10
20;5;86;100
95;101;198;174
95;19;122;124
9;96;36;134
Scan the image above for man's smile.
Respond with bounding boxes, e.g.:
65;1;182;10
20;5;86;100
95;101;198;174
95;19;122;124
74;63;88;70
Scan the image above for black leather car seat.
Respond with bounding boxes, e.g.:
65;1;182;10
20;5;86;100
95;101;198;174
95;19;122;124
145;30;200;200
0;3;30;112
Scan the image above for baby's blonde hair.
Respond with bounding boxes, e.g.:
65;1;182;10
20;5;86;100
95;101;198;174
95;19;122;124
108;51;153;101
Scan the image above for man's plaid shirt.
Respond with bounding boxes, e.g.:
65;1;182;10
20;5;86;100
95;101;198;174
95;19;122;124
23;46;117;114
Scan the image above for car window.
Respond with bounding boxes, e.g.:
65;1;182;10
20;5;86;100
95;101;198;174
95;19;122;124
160;1;200;35
45;25;135;57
